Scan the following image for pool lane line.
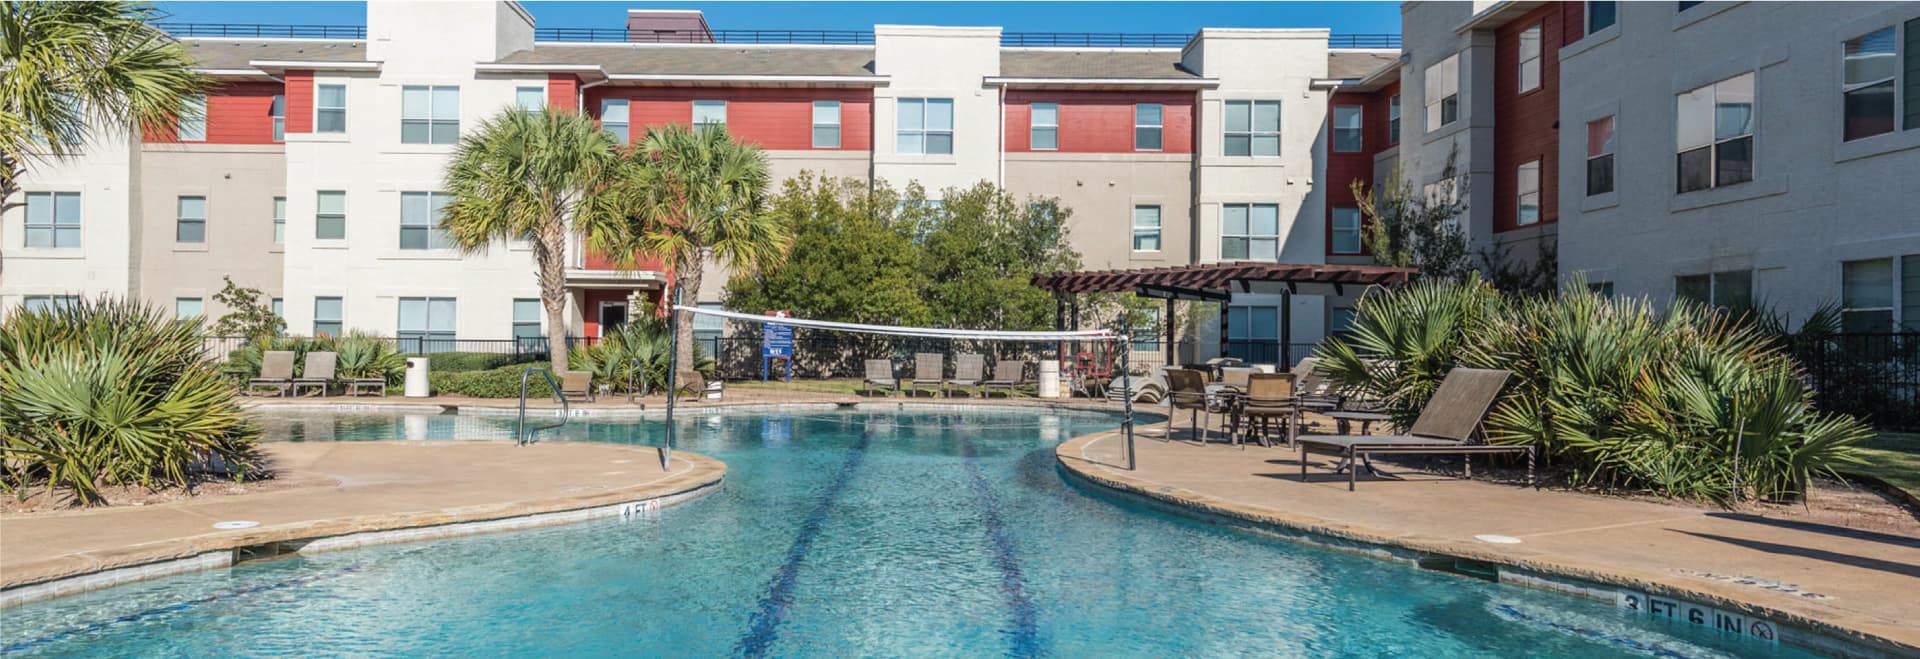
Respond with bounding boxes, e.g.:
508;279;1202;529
735;428;873;659
957;430;1044;658
1;562;365;655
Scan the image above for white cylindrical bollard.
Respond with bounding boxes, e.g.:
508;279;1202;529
1037;360;1061;399
404;357;431;397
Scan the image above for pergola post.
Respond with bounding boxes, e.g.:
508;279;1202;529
1164;297;1175;367
1280;288;1293;367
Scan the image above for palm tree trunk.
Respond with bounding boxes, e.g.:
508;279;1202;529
675;252;704;372
535;221;571;374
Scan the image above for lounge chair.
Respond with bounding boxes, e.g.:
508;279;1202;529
1237;373;1298;448
907;352;943;397
677;369;724;401
1163;368;1220;443
1296;368;1533;491
347;374;388;397
559;370;595;403
982;360;1028;397
946;353;985;397
861;359;899;397
247;350;296;397
292;351;337;396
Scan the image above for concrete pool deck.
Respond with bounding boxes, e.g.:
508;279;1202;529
0;441;724;605
1057;430;1920;655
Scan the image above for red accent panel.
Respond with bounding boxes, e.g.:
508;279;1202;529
584;248;665;272
145;81;285;144
1493;4;1562;233
547;74;579;111
285;70;313;134
1323;80;1397;257
1562;2;1586;46
584;87;872;150
582;289;627;339
1002;90;1195;154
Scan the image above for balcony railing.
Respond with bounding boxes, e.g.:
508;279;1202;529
158;22;368;39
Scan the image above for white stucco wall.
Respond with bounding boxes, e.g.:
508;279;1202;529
871;25;1003;194
1;132;137;314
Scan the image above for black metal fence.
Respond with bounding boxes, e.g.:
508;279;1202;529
1792;332;1920;431
158;22;367;39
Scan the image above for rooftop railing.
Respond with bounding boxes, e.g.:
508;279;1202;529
158;23;1400;49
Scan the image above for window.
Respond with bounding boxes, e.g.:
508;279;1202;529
178;94;206;141
176;196;206;243
1587;1;1617;35
693;302;725;358
271;94;286;142
1675;270;1752;309
1331;207;1362;254
1676;72;1754;193
1225;305;1280;363
1843;258;1896;332
1030;102;1058;150
512;298;542;340
1677;1;1703;11
1330;307;1357;336
1518;25;1542;93
1586;116;1616;196
398;297;456;352
1136;103;1164;151
812;101;841;148
1223;100;1281;156
314;297;343;336
400;191;453;250
1516;160;1541;226
271;298;283;321
22;295;78;312
1589;281;1615;297
1221;203;1280;261
601;99;629;144
1132;205;1161;252
692;100;726;127
23;191;81;248
896;98;954;155
273;196;286;244
1132;308;1160;352
316;84;347;133
1425;55;1461;130
1387;94;1401;145
1842;27;1897;141
1332;105;1363;152
515;86;544;113
316;191;346;240
401;85;460;144
175;297;203;319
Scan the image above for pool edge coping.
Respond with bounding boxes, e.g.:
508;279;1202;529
0;446;725;608
1052;433;1920;659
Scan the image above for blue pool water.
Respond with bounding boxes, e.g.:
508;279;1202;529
3;408;1821;657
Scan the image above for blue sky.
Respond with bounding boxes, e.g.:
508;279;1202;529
153;2;1402;36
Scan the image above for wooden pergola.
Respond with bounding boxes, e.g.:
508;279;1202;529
1032;262;1416;365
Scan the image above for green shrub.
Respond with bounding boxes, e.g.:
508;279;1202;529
226;334;336;379
336;333;407;385
429;351;540;373
1317;275;1870;504
0;298;261;505
568;318;711;393
431;364;557;398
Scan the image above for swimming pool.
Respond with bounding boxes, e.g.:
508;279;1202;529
3;408;1818;657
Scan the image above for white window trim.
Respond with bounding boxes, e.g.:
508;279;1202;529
1219;203;1281;261
1586;1;1618;37
896;97;955;156
811;100;841;149
22;191;82;249
1675;72;1756;193
515;85;546;113
692;99;727;127
1223;100;1282;157
1330;206;1363;255
399;191;454;251
270;94;286;143
1518;25;1543;94
315;83;348;135
273;196;287;245
178;94;207;142
601;98;630;144
1135;103;1163;152
1387;94;1401;146
315;190;347;241
1839;24;1903;143
1425;54;1461;132
176;195;207;244
1516;160;1541;226
1131;205;1161;253
1331;105;1364;153
400;85;460;145
1586;116;1616;197
313;296;345;335
1031;102;1059;151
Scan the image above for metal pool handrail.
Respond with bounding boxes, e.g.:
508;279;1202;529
517;367;569;446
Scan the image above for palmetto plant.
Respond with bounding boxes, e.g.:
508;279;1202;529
0;298;260;505
569;316;710;393
1;1;207;280
1316;274;1501;428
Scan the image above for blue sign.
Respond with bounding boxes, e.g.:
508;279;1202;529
762;323;794;358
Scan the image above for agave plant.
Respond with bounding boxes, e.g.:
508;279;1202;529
0;298;261;505
569;317;713;393
335;332;406;385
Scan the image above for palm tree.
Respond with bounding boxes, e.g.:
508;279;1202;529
440;108;629;373
616;124;788;368
1;0;206;280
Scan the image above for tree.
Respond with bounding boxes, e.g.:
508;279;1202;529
908;182;1080;330
440;108;629;373
724;173;929;325
1;1;207;281
209;275;283;340
1351;157;1473;283
614;124;788;368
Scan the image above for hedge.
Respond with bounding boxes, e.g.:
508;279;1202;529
430;364;557;398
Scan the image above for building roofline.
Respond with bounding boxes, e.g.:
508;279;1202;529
522;41;874;51
983;76;1218;89
1455;0;1549;34
247;60;381;71
180;36;368;44
604;73;888;86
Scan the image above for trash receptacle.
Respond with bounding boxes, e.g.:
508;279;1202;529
404;357;430;397
1037;360;1061;399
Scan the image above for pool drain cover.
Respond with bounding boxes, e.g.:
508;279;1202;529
213;521;260;529
1474;534;1522;544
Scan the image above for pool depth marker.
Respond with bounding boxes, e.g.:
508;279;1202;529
735;427;873;658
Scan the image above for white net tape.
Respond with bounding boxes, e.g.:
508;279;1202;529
673;305;1118;341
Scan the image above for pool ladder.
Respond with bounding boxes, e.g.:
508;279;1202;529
516;367;569;446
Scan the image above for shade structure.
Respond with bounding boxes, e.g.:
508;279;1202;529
1030;262;1416;301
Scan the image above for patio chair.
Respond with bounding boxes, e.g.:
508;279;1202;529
1216;366;1256;393
982;360;1028;397
292;351;337;397
559;370;595;403
946;353;985;397
907;352;944;397
861;359;899;397
1163;368;1220;444
1238;373;1299;448
247;350;296;397
676;369;724;401
1296;368;1533;491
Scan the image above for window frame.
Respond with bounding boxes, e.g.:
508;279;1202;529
1223;100;1282;157
1841;257;1897;332
512;298;543;340
1132;205;1161;252
176;195;207;243
1425;55;1461;131
601;98;630;144
399;191;454;250
397;297;457;352
22;295;79;313
812;100;841;149
1331;105;1364;153
1330;206;1363;254
1030;102;1059;151
178;94;207;142
1840;25;1900;142
691;99;727;128
316;190;346;240
896;98;955;156
1675;72;1755;193
1387;94;1401;145
1516;160;1541;226
515;86;545;113
1135;102;1164;151
1675;270;1754;309
1219;203;1281;261
270;94;286;142
1518;25;1543;94
174;297;203;319
315;84;347;134
1586;116;1617;196
313;296;344;336
400;85;460;145
1586;1;1618;36
273;196;286;245
23;191;82;249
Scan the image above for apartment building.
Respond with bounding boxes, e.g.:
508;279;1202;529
3;1;1403;363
